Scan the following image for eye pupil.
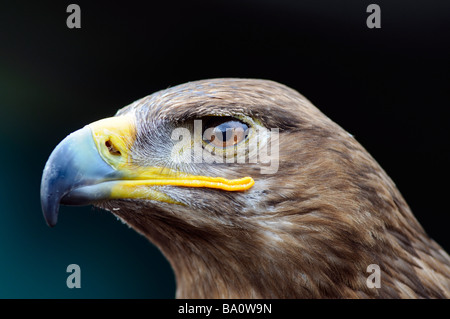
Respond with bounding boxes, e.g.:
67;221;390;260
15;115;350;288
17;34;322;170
214;123;234;143
203;118;249;148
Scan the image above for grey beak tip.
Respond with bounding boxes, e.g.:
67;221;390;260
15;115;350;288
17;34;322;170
40;190;59;227
44;206;58;227
46;217;57;228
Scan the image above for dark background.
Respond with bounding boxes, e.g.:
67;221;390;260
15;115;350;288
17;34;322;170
0;0;448;298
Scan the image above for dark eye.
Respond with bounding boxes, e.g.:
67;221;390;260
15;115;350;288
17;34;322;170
202;117;249;148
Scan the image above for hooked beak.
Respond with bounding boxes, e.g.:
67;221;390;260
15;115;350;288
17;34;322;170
40;115;254;227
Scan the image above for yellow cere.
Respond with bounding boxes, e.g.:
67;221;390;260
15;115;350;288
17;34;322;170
88;115;136;169
88;114;255;202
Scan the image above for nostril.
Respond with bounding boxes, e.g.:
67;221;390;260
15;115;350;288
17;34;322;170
105;140;121;156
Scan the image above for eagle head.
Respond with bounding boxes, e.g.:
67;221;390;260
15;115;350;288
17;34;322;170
40;78;450;298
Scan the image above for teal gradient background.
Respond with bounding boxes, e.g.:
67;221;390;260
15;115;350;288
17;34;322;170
0;1;449;298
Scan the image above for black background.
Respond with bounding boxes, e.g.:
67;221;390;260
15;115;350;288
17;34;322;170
0;0;448;298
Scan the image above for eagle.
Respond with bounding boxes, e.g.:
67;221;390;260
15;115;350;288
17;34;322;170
40;78;450;298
